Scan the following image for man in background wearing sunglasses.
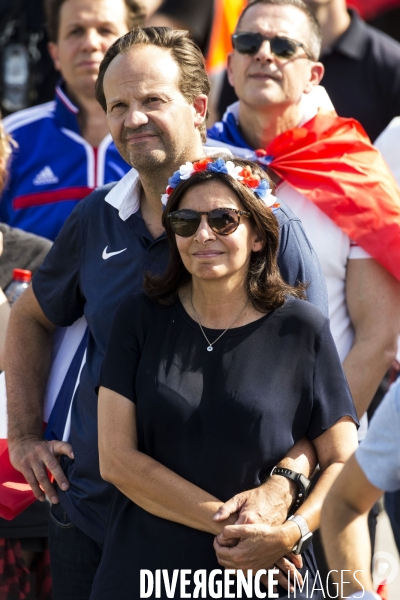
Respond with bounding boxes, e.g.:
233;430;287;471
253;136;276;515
207;0;400;589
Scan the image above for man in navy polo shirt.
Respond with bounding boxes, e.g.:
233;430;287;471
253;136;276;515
5;27;327;599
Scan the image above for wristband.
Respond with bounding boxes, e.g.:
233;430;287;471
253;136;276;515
270;466;311;512
288;514;313;555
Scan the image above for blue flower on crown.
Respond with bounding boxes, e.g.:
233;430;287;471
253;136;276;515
254;179;270;200
168;170;183;189
206;158;229;174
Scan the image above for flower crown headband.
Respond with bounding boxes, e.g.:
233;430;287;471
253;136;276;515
161;157;280;209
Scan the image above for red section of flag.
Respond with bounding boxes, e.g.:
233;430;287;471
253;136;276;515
13;186;94;210
262;111;400;281
0;439;35;520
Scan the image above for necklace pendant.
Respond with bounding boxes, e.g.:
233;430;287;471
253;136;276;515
207;345;213;352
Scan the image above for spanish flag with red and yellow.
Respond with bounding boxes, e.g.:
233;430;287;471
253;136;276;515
206;0;247;73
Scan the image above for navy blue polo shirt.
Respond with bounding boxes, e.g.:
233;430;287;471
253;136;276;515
33;171;327;544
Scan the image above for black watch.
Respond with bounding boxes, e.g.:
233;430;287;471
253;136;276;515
270;466;311;512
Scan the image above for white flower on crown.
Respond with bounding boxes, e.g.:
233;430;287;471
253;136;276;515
263;192;278;207
225;161;244;180
161;193;169;207
179;162;195;180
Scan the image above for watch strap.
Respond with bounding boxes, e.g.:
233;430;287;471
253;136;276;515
288;514;309;537
288;515;312;554
270;466;311;511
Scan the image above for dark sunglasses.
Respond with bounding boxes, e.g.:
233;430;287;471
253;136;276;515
167;208;250;237
232;32;314;60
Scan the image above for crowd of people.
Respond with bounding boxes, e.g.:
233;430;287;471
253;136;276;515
0;0;400;599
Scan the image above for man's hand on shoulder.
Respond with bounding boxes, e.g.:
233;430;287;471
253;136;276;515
9;437;73;504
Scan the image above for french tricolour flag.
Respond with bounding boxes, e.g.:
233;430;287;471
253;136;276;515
0;317;88;519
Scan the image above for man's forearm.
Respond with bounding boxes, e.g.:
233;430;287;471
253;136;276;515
264;436;318;521
321;494;373;594
321;454;383;596
345;258;400;418
5;291;54;444
213;437;317;528
4;290;73;503
343;337;397;418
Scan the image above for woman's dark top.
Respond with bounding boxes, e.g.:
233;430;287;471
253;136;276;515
90;293;358;600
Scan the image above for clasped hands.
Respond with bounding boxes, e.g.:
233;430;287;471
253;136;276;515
212;484;304;593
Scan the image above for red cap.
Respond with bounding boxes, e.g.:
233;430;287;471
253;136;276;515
12;269;32;283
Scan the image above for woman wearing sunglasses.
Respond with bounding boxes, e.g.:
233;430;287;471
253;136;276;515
91;156;358;600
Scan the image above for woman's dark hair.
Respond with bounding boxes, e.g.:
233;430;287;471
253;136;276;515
144;156;306;311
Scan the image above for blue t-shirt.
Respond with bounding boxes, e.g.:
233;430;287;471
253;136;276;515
33;182;328;544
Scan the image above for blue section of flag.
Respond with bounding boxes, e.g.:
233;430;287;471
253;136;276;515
207;112;253;150
44;328;88;441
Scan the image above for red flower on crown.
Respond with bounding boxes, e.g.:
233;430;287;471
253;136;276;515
193;157;213;172
239;166;261;188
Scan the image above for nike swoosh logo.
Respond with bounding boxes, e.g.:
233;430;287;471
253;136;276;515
102;246;127;260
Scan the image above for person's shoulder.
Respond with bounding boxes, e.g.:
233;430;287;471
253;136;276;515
273;200;314;247
57;183;119;233
0;224;53;288
0;223;52;252
79;182;119;214
279;296;328;330
3;101;56;134
273;200;300;226
361;19;400;60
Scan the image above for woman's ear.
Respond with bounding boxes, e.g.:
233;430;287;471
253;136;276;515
251;230;264;253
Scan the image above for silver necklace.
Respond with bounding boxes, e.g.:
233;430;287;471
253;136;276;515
190;290;249;352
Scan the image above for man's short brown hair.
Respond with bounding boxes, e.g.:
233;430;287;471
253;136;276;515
95;27;210;142
44;0;145;43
